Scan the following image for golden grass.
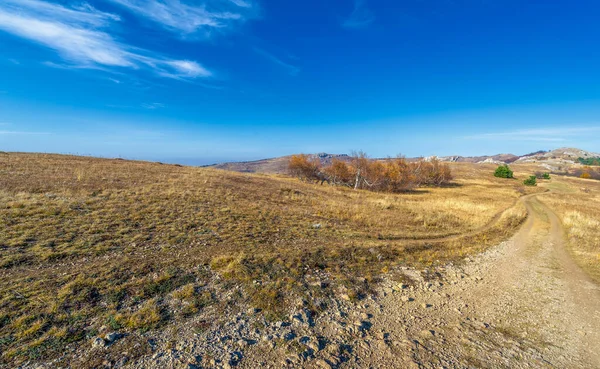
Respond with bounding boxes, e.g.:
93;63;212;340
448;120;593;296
0;154;539;365
540;176;600;283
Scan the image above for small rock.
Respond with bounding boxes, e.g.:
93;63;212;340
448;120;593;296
91;337;106;348
312;223;322;229
315;358;331;368
105;332;120;343
114;356;128;368
284;332;297;341
308;341;320;352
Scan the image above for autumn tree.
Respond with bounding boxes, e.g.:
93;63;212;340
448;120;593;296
323;159;353;186
289;151;454;192
288;154;321;181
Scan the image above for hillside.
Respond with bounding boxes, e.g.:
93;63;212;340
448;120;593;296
1;153;599;368
208;147;598;174
208;153;351;174
1;153;538;367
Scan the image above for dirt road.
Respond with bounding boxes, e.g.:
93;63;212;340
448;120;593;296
353;191;600;368
127;190;600;369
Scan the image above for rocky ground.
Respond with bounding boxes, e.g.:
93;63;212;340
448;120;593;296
23;192;600;369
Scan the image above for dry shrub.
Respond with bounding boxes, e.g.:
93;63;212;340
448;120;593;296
288;154;321;181
290;152;452;192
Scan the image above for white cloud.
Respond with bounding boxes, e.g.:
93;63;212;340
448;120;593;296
141;102;166;109
108;0;256;36
342;0;375;30
229;0;252;8
0;131;51;135
465;126;600;142
0;0;212;79
253;47;300;76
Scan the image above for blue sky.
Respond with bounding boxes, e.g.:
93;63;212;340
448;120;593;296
1;0;599;164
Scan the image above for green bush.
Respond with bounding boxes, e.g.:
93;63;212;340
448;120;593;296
523;176;537;186
535;172;551;180
494;165;514;178
578;157;600;166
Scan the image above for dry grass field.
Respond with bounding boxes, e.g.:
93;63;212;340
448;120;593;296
540;176;600;283
0;154;542;364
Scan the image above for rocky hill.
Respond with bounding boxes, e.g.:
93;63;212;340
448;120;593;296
208;153;351;174
207;147;598;174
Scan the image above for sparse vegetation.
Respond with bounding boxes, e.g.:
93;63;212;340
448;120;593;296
0;154;538;365
535;172;551;180
494;164;514;179
523;176;537;186
577;157;600;166
289;152;453;192
541;176;600;283
551;166;600;181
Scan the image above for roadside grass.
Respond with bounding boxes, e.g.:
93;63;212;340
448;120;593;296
0;154;537;365
540;176;600;283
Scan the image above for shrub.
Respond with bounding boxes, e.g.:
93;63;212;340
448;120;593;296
290;152;452;192
535;172;551;180
578;157;600;166
523;176;537;186
288;154;321;181
494;165;514;178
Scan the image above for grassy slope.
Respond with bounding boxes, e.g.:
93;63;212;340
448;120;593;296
0;154;538;364
540;176;600;283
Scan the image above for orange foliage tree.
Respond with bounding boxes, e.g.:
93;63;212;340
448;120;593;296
288;154;322;181
289;152;453;192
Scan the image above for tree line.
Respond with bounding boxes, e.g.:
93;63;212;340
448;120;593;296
288;152;453;192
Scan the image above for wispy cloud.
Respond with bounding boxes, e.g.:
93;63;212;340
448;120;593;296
141;102;166;109
0;130;51;135
342;0;375;30
465;126;600;142
253;47;300;76
108;0;256;36
0;0;211;79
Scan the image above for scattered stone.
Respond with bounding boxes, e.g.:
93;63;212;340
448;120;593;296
315;358;331;368
284;331;297;341
114;356;128;368
105;332;120;343
91;337;106;348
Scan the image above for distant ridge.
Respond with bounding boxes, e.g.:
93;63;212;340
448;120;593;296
207;147;599;174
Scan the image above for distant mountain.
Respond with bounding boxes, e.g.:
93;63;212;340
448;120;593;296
207;153;350;174
515;147;600;163
435;153;520;164
207;148;599;174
